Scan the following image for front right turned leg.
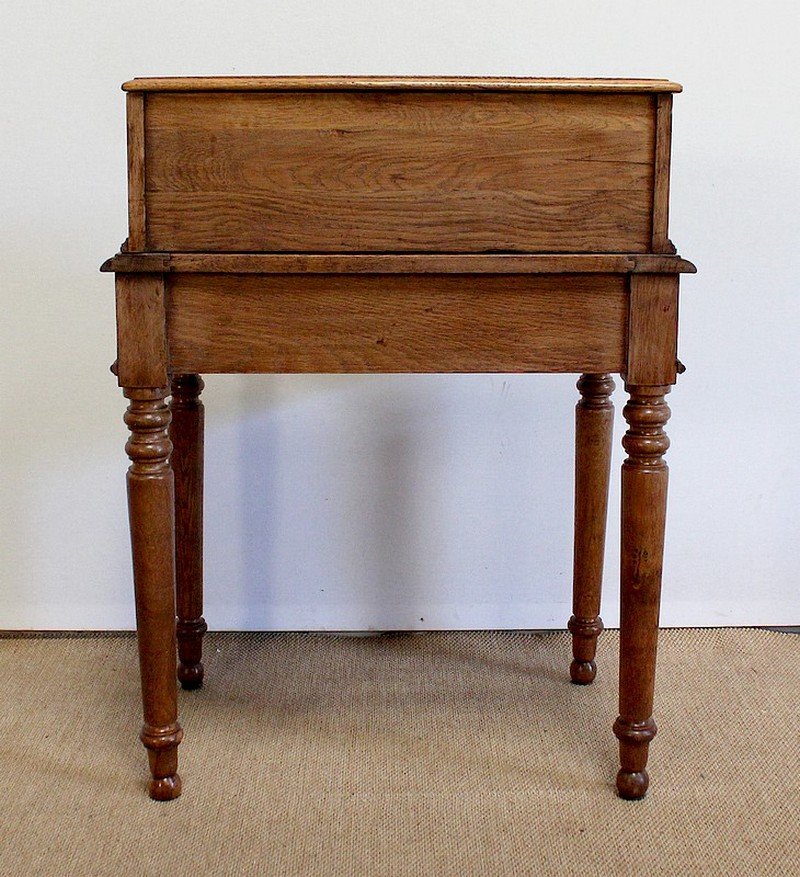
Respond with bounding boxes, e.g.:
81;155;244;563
124;386;183;800
614;384;671;800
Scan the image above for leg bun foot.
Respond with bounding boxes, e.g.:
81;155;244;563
616;769;649;800
148;774;182;801
567;615;604;685
569;658;597;685
178;661;205;690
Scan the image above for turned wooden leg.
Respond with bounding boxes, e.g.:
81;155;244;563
170;374;207;690
613;384;670;800
124;387;183;801
569;373;614;684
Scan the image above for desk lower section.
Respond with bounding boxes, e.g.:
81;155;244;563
166;272;627;374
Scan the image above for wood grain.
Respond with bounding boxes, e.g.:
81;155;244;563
166;273;628;374
123;76;682;93
625;274;679;385
145;190;654;254
143;91;656;253
115;274;168;387
126;93;146;251
148;131;653;183
652;94;673;252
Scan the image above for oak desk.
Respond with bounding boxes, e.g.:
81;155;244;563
101;76;695;801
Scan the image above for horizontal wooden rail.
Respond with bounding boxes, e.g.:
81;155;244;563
101;252;696;275
166;272;628;374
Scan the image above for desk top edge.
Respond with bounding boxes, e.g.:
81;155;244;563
121;76;682;94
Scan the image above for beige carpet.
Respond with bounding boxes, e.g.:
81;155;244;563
1;629;797;876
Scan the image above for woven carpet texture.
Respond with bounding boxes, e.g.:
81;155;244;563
1;629;797;876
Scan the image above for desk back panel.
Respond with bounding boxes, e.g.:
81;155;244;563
134;90;662;254
165;273;628;374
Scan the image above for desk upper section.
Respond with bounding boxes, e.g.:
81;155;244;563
123;77;680;254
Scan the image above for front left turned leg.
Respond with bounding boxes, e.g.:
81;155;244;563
170;374;207;690
124;387;183;800
614;385;670;800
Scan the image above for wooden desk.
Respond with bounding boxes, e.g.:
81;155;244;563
101;76;695;801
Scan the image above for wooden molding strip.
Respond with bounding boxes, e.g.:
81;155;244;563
652;94;674;252
101;253;696;275
122;76;682;94
125;93;147;251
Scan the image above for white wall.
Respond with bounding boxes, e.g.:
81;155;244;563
2;1;798;630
